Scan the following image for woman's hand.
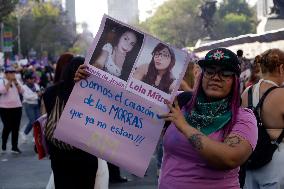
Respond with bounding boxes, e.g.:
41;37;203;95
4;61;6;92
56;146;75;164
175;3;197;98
74;64;90;82
160;99;189;133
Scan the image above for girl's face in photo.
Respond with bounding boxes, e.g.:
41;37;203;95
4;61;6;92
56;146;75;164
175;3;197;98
154;47;171;71
117;31;137;54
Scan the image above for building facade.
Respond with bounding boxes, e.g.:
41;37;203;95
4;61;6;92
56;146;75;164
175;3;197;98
107;0;139;24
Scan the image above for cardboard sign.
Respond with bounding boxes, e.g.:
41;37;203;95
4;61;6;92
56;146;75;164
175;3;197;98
54;75;165;177
85;15;189;108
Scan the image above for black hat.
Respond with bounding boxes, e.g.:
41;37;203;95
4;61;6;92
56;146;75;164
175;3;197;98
198;48;241;76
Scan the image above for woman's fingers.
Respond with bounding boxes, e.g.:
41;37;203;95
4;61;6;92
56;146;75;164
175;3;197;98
174;99;180;111
74;65;90;82
159;113;175;122
165;99;180;113
78;65;90;75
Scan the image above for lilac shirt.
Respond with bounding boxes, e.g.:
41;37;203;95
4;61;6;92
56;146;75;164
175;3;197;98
159;108;257;189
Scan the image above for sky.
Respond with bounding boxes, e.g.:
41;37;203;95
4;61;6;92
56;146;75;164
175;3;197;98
75;0;258;35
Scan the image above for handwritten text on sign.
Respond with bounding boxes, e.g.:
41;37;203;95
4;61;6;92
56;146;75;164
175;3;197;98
54;75;165;177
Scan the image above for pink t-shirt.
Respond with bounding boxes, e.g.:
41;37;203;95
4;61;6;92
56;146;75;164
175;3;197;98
0;79;22;108
159;108;257;189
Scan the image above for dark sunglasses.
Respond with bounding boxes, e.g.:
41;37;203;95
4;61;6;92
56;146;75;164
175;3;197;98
204;67;235;79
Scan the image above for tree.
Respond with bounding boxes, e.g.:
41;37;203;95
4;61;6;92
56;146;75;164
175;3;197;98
0;0;18;22
69;22;94;56
139;0;204;48
0;0;18;52
213;0;257;39
139;0;257;47
4;1;76;58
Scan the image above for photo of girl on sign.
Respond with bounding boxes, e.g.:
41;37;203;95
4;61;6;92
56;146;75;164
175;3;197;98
132;42;177;94
90;18;144;81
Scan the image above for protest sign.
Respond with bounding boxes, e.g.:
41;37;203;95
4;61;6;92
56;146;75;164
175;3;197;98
55;14;189;177
54;75;165;177
85;15;189;108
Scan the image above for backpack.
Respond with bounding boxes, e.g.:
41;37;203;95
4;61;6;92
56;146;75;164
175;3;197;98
246;86;284;170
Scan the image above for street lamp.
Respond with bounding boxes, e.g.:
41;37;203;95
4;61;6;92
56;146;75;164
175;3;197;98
15;2;31;57
17;13;21;56
0;23;3;52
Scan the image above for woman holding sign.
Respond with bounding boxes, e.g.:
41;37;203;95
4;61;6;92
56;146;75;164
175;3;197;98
133;43;176;94
159;48;257;189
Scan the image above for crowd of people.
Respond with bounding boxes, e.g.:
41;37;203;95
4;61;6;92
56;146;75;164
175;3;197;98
0;46;283;189
0;60;55;153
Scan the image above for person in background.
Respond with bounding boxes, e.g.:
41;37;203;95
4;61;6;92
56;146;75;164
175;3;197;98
159;48;257;189
21;71;41;142
53;53;74;84
237;49;251;73
241;49;284;189
180;62;202;92
0;66;23;153
237;49;252;93
41;52;73;189
245;55;261;88
42;56;98;189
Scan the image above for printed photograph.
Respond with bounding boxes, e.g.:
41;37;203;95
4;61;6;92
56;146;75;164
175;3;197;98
132;37;187;94
89;18;144;81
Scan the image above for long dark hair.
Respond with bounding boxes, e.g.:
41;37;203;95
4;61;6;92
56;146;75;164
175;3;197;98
112;27;143;81
54;53;74;84
59;56;85;104
142;43;176;93
90;22;144;81
43;56;84;116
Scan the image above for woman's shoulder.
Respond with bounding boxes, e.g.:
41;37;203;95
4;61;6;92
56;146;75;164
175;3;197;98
237;107;256;120
234;107;257;132
232;107;258;149
102;43;113;53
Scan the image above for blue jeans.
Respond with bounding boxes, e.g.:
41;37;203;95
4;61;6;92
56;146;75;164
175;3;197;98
244;143;284;189
23;103;40;135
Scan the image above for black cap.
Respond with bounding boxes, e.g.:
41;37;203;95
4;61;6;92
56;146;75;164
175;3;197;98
198;48;241;76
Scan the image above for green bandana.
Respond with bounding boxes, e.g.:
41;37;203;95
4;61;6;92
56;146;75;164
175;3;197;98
185;95;232;135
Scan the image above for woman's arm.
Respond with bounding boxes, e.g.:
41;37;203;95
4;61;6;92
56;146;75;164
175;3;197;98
22;85;38;101
132;64;148;80
14;80;23;94
161;100;254;170
0;79;12;93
